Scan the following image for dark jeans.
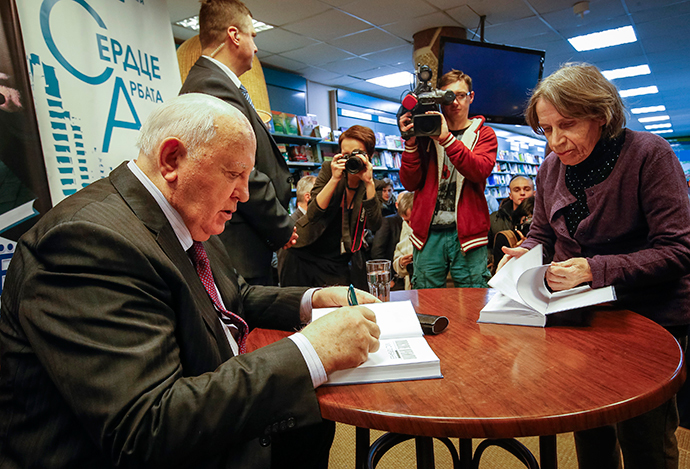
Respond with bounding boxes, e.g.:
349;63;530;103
574;333;687;469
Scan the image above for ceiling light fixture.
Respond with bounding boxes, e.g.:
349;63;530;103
367;71;415;88
573;1;590;18
651;129;673;134
631;105;666;114
620;85;658;98
638;115;670;123
644;123;672;130
601;64;651;80
173;16;273;33
567;25;637;52
174;16;199;31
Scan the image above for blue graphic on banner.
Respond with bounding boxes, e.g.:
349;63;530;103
16;0;182;206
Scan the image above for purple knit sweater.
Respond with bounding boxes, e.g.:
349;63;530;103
521;129;690;327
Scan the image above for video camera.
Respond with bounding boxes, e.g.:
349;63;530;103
397;64;456;139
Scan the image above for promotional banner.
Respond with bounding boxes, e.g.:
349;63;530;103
16;0;181;205
0;0;52;294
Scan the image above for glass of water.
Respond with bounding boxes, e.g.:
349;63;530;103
366;259;391;302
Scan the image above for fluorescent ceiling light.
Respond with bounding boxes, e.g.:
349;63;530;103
638;115;670;123
568;26;637;52
631;105;666;114
651;129;673;134
620;85;658;98
174;16;199;31
174;16;273;33
341;109;372;121
367;71;414;88
601;64;650;80
645;123;672;130
253;20;274;33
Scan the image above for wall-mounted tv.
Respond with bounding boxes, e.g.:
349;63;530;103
437;38;545;125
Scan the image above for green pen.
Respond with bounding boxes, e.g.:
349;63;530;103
347;284;358;306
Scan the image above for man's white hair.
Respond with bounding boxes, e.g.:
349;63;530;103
136;93;241;156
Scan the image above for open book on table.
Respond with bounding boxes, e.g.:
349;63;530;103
479;245;616;327
312;300;442;385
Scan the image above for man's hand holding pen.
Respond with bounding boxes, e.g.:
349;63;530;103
302;286;381;374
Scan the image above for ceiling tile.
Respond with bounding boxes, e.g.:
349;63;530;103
349;65;407;80
339;0;437;26
281;43;357;65
298;66;347;83
328;29;408;56
381;11;464;41
445;5;483;30
281;9;374;41
319;56;379;74
483;16;552;43
261;54;309;72
254;27;320;54
464;0;535;25
361;44;414;67
247;0;331;26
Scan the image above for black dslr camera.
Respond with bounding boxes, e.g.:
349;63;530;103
344;149;367;174
397;64;456;139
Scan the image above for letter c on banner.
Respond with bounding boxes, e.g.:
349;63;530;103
40;0;113;85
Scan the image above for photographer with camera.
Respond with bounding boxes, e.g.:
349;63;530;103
398;68;497;289
279;125;383;287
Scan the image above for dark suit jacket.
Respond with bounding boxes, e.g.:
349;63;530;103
0;163;318;469
371;213;403;263
179;57;294;283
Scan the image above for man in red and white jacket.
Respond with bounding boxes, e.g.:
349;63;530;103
399;70;497;288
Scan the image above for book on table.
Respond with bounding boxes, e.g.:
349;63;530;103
312;300;442;385
478;244;616;327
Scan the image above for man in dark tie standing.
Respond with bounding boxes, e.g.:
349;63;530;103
180;0;296;285
0;93;381;469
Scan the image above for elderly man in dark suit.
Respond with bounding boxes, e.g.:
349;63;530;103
0;93;380;469
179;0;296;285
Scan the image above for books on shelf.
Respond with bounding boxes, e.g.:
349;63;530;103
271;111;299;135
297;114;319;137
312;300;442;385
478;245;616;327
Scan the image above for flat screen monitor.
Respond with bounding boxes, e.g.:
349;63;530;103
437;38;545;125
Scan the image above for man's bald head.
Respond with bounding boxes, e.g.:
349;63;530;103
508;176;534;210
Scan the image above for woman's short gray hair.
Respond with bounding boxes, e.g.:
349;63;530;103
525;62;626;139
136;93;236;156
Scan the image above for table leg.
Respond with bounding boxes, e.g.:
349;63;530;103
356;427;370;469
415;436;435;469
458;439;472;469
539;435;558;469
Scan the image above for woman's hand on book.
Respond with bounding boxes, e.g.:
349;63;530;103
546;258;593;291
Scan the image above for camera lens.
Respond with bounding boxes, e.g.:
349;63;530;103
345;155;364;174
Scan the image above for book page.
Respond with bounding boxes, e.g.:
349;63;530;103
515;264;551;314
488;244;544;306
312;300;423;340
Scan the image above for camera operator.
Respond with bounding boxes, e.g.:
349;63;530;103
399;69;498;289
280;125;382;287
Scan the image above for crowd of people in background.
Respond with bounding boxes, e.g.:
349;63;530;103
3;0;690;467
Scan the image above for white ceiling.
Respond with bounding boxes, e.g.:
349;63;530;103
168;0;690;138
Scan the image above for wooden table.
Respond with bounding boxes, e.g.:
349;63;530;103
247;288;685;468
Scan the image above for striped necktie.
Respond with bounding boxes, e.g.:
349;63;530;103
239;84;255;110
189;241;247;353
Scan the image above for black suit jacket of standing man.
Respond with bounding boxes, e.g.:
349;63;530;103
180;56;294;284
0;162;318;469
